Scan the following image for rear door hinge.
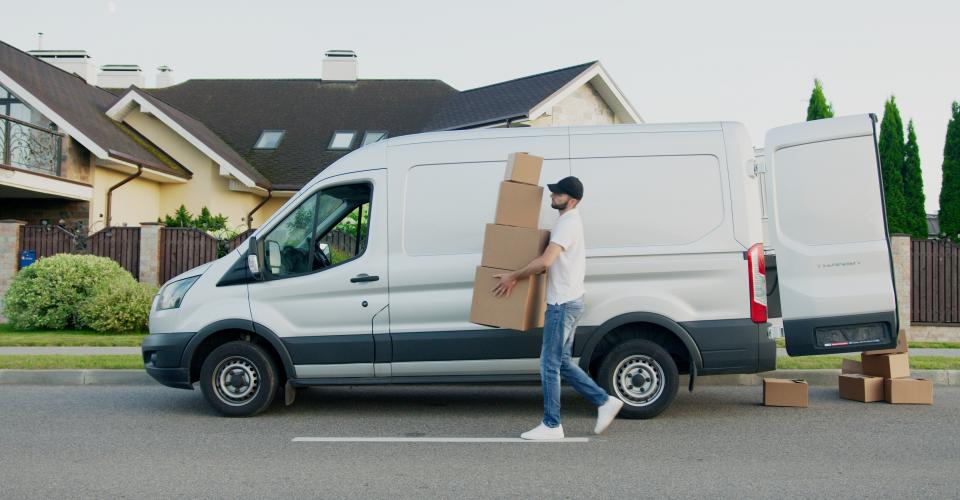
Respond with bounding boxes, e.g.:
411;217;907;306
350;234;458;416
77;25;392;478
752;157;767;176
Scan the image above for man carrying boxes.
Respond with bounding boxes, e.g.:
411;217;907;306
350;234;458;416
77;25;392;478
470;152;623;440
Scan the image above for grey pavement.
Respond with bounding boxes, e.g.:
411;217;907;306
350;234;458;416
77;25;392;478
0;384;957;498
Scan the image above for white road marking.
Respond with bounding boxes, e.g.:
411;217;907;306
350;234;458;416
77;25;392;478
292;437;590;443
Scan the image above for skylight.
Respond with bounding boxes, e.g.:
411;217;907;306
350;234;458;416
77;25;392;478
362;130;387;146
254;130;284;149
328;131;356;150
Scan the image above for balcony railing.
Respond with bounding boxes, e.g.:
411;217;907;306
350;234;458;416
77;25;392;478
0;114;63;177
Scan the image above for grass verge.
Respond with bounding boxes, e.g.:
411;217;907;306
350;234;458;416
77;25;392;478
0;355;142;369
0;324;145;347
776;355;960;370
773;338;960;350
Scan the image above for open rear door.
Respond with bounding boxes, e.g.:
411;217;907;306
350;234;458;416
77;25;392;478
763;114;898;356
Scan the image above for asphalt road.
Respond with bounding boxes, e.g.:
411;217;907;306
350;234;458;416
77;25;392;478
0;383;958;499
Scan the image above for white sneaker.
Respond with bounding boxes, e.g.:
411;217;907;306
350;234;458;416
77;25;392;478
594;396;624;435
520;423;565;440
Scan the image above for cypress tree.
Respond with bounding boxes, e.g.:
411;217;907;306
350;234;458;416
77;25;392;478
806;79;835;121
902;120;927;237
940;101;960;242
878;96;908;233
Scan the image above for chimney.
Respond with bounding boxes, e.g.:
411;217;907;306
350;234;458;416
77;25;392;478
97;64;145;88
322;50;358;82
155;65;175;88
30;50;97;84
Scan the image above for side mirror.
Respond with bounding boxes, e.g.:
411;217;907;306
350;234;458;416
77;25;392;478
267;240;282;274
247;236;264;280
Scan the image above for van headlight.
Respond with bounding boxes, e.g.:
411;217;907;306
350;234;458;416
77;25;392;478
157;276;200;310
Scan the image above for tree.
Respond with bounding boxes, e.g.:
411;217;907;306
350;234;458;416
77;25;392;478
878;96;908;233
806;79;835;121
940;101;960;242
901;120;927;238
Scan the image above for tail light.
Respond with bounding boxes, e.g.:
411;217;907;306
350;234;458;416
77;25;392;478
747;243;768;323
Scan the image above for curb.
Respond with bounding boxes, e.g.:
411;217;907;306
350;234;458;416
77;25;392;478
0;369;959;386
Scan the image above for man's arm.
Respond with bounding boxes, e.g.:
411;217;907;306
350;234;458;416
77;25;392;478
491;243;563;297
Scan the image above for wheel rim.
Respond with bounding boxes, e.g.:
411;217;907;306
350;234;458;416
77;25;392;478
612;354;665;407
212;356;260;407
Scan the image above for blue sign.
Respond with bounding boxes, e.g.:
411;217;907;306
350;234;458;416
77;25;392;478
19;250;36;268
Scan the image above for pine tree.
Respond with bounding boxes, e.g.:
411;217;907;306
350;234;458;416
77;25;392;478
806;79;835;121
902;120;927;237
940;101;960;242
878;96;908;233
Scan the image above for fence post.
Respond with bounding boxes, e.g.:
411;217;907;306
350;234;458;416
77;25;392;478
139;222;163;287
890;234;912;334
0;220;26;321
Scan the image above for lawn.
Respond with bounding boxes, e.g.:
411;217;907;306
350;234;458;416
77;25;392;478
773;338;960;350
0;324;145;347
775;355;960;370
0;355;142;369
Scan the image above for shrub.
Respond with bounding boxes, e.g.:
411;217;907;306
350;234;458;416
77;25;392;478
77;280;157;333
3;254;135;330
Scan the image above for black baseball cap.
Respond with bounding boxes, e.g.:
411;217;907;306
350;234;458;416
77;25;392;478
547;176;584;200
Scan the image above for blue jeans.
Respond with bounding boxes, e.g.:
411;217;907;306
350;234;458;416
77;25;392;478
540;296;609;428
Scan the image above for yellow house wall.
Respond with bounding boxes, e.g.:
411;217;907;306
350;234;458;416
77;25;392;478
89;165;160;230
123;110;266;232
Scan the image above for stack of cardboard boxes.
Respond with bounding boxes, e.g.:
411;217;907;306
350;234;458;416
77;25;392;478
469;153;551;331
839;330;933;404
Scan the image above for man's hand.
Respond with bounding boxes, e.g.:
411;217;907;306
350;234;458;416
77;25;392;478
491;271;518;298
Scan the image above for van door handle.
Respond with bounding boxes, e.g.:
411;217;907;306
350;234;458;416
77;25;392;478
350;274;380;283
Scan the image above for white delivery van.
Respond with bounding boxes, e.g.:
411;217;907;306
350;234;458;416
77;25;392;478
143;114;899;418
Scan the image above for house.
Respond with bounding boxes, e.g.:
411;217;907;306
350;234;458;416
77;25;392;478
0;41;641;232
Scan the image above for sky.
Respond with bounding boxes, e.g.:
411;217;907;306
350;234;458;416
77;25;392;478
4;0;958;212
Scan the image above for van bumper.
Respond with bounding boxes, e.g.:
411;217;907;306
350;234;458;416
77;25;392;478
142;332;196;390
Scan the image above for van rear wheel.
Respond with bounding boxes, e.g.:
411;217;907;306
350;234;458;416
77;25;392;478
199;341;279;417
597;339;679;419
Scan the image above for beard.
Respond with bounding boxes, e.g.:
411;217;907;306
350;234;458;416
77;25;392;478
551;199;570;210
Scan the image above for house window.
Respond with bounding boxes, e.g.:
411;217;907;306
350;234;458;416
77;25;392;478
328;130;356;150
254;130;284;149
361;130;387;146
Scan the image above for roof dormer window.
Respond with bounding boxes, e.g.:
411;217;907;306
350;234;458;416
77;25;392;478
328;130;356;150
362;130;387;146
254;130;284;149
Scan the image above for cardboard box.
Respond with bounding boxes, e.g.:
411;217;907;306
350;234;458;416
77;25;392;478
494;181;543;229
841;358;863;374
481;224;550;271
860;352;910;379
504;153;543;185
884;378;933;405
763;378;809;407
469;266;546;331
862;329;909;357
838;374;884;402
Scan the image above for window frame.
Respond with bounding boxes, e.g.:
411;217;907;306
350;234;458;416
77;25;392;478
328;130;357;150
261;181;373;281
253;129;285;150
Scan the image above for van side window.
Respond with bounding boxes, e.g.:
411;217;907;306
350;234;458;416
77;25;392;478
262;183;372;278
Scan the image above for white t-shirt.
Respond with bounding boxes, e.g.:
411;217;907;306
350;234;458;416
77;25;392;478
546;208;586;305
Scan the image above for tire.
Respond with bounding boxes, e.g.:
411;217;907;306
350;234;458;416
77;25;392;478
199;341;279;417
597;339;679;419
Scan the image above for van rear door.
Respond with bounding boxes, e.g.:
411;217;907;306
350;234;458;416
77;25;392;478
763;114;898;356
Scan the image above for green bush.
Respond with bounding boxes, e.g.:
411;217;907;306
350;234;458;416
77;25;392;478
77;280;157;333
3;254;137;331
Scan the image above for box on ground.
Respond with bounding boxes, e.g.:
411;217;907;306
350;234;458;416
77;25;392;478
841;358;863;374
884;378;933;404
838;374;884;402
494;181;543;229
469;266;546;331
862;329;909;357
763;378;809;407
481;224;550;271
860;352;910;379
504;153;543;185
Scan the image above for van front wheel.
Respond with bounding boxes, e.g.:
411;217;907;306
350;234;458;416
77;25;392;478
597;339;679;419
200;341;279;417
